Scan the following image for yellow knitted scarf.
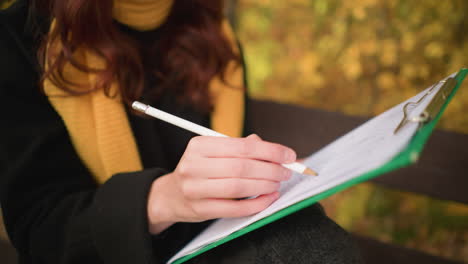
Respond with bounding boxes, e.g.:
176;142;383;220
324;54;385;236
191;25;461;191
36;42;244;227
44;0;244;184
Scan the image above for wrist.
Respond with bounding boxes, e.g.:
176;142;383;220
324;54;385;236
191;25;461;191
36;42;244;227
147;174;176;234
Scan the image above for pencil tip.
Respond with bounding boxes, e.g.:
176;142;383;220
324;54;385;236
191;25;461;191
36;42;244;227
304;168;318;176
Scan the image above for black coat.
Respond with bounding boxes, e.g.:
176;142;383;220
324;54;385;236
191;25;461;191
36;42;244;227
0;1;251;263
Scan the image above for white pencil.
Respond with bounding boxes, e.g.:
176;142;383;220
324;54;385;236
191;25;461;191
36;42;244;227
132;101;318;176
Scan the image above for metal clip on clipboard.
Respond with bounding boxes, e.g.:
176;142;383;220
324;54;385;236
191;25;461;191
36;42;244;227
394;77;457;134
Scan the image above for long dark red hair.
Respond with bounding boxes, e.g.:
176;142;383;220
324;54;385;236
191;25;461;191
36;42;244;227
41;0;241;112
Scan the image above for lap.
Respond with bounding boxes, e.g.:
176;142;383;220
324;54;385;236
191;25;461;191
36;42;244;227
188;204;363;264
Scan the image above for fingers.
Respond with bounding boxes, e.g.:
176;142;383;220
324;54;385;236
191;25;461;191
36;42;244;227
182;178;281;199
187;135;297;164
191;192;280;219
181;158;292;182
164;134;296;223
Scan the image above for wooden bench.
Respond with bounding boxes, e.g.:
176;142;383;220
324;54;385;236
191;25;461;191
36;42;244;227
248;99;468;264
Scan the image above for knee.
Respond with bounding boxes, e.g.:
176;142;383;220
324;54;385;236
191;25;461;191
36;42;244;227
255;204;363;264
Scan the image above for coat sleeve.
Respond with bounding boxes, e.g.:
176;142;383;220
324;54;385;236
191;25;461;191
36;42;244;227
0;12;166;264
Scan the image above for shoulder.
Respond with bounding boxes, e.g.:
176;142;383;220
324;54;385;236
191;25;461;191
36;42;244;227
0;0;33;71
0;0;49;65
0;0;30;39
0;0;48;98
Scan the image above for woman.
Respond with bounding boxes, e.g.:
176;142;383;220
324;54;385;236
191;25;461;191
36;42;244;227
0;0;362;263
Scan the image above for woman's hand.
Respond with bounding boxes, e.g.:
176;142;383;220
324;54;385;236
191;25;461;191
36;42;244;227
147;134;296;234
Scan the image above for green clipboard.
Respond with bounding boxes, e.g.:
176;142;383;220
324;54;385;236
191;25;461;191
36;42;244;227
172;68;468;264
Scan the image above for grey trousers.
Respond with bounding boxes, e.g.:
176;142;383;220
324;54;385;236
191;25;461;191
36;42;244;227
189;204;363;264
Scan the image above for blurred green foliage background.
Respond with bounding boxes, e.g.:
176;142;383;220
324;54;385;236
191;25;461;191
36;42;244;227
236;0;468;261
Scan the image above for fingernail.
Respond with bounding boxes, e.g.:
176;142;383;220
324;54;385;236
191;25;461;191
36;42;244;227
283;169;292;180
285;150;296;163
